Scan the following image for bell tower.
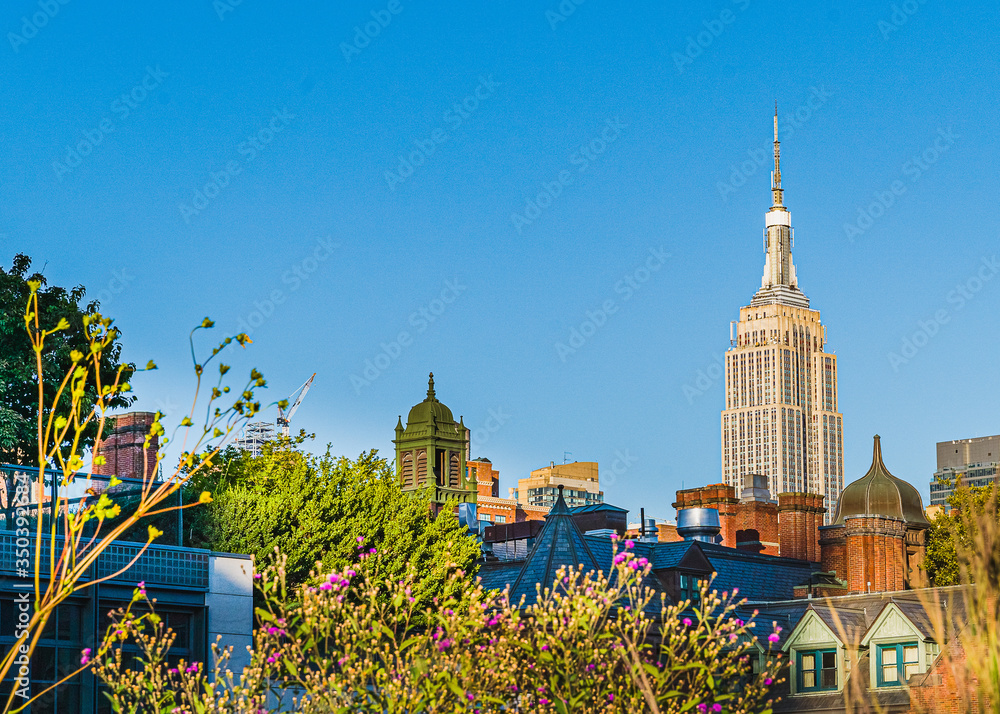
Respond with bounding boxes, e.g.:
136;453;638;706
393;373;476;510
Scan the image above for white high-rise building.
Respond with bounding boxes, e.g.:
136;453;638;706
721;111;844;522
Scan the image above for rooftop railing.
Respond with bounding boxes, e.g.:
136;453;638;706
0;464;208;590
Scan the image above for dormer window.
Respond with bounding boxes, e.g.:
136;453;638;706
877;643;920;686
798;649;837;691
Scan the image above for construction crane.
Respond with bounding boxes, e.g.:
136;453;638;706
277;373;316;438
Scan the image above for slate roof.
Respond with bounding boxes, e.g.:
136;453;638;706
698;541;816;601
476;560;524;594
505;490;602;607
568;503;627;514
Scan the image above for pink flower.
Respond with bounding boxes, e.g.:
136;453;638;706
607;694;614;703
713;705;722;712
683;618;692;627
609;533;618;540
764;677;773;686
768;633;780;643
80;648;91;666
613;553;627;565
624;539;635;549
356;536;364;543
539;699;549;705
697;705;708;714
319;582;332;591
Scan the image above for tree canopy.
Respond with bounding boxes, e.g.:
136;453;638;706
923;481;999;587
184;440;481;604
0;254;135;464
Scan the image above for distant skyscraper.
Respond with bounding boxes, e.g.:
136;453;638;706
721;111;844;522
930;434;999;509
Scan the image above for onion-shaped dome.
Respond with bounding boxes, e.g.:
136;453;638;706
831;435;929;527
405;373;456;426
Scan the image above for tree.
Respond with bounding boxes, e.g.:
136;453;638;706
923;481;999;586
0;254;134;463
184;440;481;605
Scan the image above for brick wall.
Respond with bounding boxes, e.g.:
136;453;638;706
735;500;779;555
908;641;979;713
92;412;158;480
777;492;826;561
819;525;847;581
844;516;906;592
673;484;739;547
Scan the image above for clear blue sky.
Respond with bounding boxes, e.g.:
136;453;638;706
3;0;998;521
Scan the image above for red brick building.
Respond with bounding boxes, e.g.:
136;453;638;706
469;458;547;525
92;411;159;480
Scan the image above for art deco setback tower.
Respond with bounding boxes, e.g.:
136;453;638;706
721;112;844;523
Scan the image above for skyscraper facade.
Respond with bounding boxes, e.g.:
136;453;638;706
721;113;844;523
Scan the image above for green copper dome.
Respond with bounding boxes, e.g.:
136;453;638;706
831;435;929;527
404;373;457;427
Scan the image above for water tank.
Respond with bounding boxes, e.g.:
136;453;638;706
676;508;722;543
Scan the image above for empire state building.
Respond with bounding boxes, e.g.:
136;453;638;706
721;112;844;522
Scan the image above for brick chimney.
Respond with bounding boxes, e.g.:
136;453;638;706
673;484;738;548
735;474;779;556
777;492;826;561
92;412;158;481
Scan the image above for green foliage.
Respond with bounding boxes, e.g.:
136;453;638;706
184;441;481;605
94;544;784;713
923;481;999;587
0;253;134;463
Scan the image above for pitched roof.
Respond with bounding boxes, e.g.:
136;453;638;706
698;542;816;601
506;489;602;607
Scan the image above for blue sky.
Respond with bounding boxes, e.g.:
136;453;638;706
2;0;998;521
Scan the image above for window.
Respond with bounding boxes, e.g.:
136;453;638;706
878;643;920;686
679;574;701;605
495;515;506;524
798;649;837;691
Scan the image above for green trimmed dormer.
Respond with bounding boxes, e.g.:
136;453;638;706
393;373;475;510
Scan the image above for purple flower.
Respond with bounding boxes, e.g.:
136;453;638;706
369;547;377;555
613;553;627;565
624;539;635;549
609;533;618;540
356;536;364;543
80;648;91;666
466;693;474;701
607;694;615;703
764;677;773;686
697;705;708;714
319;582;332;591
539;699;549;706
186;663;199;673
713;705;722;713
683;618;692;627
768;633;780;643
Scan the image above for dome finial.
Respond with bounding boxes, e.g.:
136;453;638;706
872;434;883;467
427;372;436;401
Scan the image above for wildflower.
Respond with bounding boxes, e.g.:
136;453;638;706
613;553;627;565
319;582;333;591
697;705;708;714
253;573;262;580
186;663;199;673
624;539;634;549
683;618;692;627
764;677;773;686
609;533;618;540
369;547;377;555
768;633;780;643
466;693;474;701
540;645;549;651
356;536;364;543
607;693;614;703
713;705;722;712
539;700;549;705
80;648;91;666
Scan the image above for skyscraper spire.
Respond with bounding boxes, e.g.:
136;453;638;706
751;105;809;309
772;103;783;208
